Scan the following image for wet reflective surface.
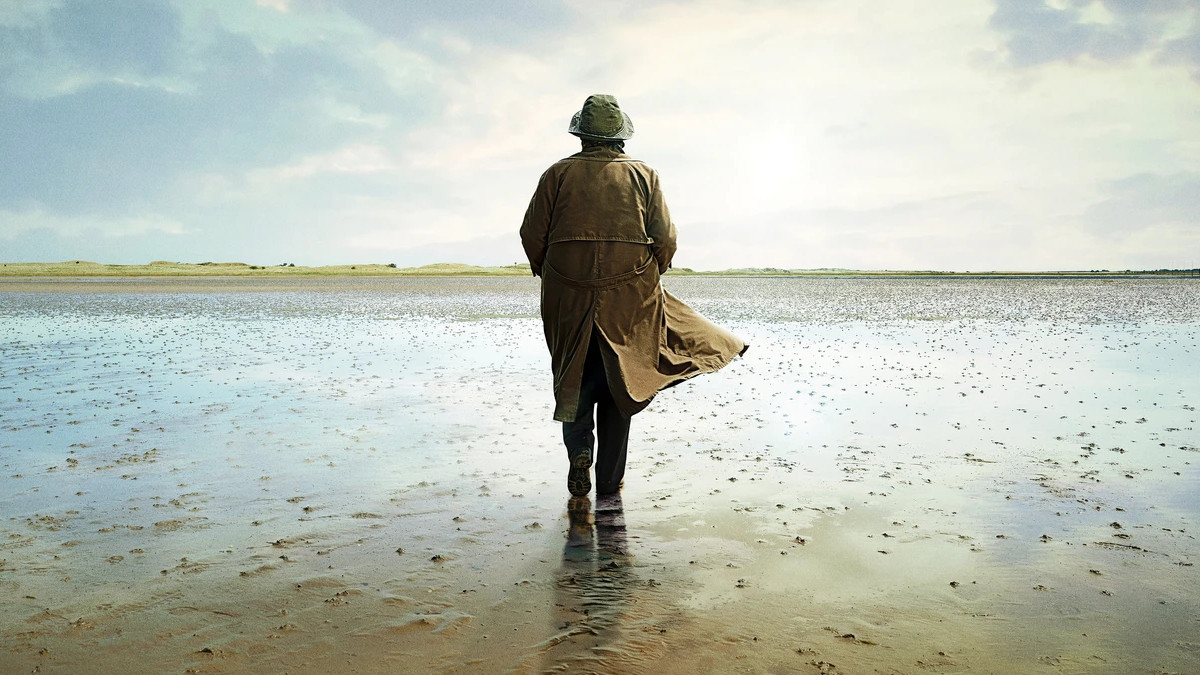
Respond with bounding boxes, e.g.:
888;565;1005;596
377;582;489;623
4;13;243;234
0;276;1197;673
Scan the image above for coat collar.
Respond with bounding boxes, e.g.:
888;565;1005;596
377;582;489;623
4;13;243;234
572;146;629;161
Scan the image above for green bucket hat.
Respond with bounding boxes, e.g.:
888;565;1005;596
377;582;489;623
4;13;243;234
568;94;634;141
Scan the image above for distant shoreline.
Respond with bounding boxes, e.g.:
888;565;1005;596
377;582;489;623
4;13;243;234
0;260;1197;279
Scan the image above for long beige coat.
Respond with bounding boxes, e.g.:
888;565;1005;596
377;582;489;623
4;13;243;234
520;146;746;422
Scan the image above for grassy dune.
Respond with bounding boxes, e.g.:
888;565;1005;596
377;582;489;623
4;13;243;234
0;260;1195;278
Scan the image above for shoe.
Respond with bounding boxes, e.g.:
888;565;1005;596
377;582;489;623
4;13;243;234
567;446;592;496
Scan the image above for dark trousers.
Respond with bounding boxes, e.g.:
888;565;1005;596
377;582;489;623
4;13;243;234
562;334;630;494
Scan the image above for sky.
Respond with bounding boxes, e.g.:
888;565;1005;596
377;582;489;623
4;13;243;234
1;0;1198;272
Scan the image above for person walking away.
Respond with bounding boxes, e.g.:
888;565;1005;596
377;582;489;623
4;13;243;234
520;94;747;497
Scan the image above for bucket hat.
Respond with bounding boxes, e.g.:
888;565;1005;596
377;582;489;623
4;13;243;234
568;94;634;141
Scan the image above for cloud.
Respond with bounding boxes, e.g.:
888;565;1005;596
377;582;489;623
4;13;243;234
1084;172;1200;232
0;0;185;99
0;207;186;239
988;0;1199;71
249;144;399;185
1160;29;1200;81
0;225;215;265
255;0;291;12
346;211;504;253
677;190;1035;271
0;3;433;216
336;0;575;48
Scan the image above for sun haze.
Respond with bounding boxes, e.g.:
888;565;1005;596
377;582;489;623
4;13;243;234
1;1;1197;271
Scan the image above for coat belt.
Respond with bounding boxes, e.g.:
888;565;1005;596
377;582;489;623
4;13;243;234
542;259;655;291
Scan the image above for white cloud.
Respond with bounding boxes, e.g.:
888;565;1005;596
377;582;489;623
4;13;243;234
248;144;399;186
369;39;441;93
314;96;392;129
0;208;187;239
341;202;503;252
255;0;291;13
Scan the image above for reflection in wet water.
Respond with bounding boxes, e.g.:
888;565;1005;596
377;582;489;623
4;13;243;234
564;494;629;559
540;494;648;673
564;497;595;553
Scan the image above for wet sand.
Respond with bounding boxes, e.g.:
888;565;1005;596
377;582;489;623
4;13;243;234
1;276;1197;674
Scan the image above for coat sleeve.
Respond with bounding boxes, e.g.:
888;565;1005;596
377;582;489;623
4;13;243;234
645;170;677;273
519;168;556;277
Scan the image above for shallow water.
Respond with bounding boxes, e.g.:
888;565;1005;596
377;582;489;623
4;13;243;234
1;276;1197;674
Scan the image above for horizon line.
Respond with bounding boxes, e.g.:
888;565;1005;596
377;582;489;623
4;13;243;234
1;260;1198;277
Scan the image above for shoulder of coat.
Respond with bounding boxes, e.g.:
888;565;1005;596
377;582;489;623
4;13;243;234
609;156;658;174
550;154;658;180
622;155;655;168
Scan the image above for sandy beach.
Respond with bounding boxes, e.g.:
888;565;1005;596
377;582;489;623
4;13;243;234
1;275;1197;674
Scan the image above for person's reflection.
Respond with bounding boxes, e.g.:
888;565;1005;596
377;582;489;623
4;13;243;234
564;493;629;557
564;496;595;556
543;494;633;670
593;492;628;558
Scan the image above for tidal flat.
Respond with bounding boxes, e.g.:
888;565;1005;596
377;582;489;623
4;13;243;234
1;276;1197;674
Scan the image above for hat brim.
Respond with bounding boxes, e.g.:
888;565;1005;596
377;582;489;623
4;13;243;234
568;110;634;140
